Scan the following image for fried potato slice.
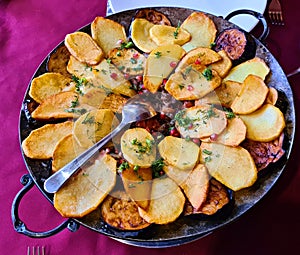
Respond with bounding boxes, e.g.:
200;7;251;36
54;153;117;218
265;87;278;105
138;177;185;224
239;104;286;142
149;24;191;46
100;190;151;230
73;109;119;149
175;47;222;71
231;75;269;114
195;80;242;108
65;31;104;65
201;116;247;146
29;72;71;103
47;45;71;77
165;64;222;100
200;142;257;191
121;128;156;168
223;57;270;83
163;164;191;186
121;165;152;210
143;44;185;93
175;105;227;139
22;121;73;159
98;93;128;113
91;16;126;56
181;12;217;52
180;164;210;211
158;136;200;170
131;18;158;53
107;47;146;76
52;134;86;172
209;50;232;78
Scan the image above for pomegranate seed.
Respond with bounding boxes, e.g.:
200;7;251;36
105;148;111;153
169;61;177;68
110;73;118;80
170;128;180;137
116;39;123;45
183;101;194;108
162;79;168;85
123;73;130;79
160;112;166;119
187;85;194;91
192;138;201;145
133;52;139;59
194;58;201;65
188;123;193;129
136;75;143;82
210;133;218;141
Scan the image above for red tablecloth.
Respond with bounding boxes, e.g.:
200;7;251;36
1;0;299;254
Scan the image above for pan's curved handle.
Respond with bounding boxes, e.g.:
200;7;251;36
225;9;269;42
11;174;80;238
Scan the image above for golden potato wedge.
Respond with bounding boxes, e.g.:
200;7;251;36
107;47;146;76
201;116;247;146
65;31;104;65
121;165;152;210
265;87;278;105
223;57;270;83
175;47;222;72
73;109;119;149
47;45;71;77
181;12;217;52
121;128;156;168
22;121;73;159
54;153;117;218
165;64;222;100
143;44;186;93
131;18;158;53
175;105;227;139
91;16;126;56
29;72;71;103
200;142;257;191
52;134;86;172
100;190;151;230
231;75;269;114
149;24;191;46
239;104;286;142
158;136;199;170
209;50;232;78
180;164;210;210
138;177;185;224
31;91;90;120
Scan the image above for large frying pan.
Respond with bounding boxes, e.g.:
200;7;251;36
12;7;295;248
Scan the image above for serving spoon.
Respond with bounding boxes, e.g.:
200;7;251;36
44;98;156;193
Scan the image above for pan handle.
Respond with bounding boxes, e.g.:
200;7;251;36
11;174;79;238
225;9;269;42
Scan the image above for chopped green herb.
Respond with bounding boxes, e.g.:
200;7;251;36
178;84;185;90
210;42;216;48
120;41;134;49
82;113;95;124
204;156;212;163
202;68;213;81
173;21;181;39
174;110;194;130
130;58;137;64
203;149;212;155
151;158;165;178
133;165;140;171
154;51;162;58
224;108;236;119
72;75;87;95
106;58;112;64
118;161;129;172
116;51;122;56
70;95;79;108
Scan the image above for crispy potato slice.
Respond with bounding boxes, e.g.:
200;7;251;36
165;64;222;100
121;165;152;210
149;24;191;46
163;164;191;186
175;105;227;139
143;44;185;93
181;12;217;52
231;75;269;114
100;190;151;230
107;47;146;76
91;16;126;56
47;45;71;77
209;50;232;78
22;121;73;159
158;136;199;170
99;93;128;113
265;87;278;105
29;72;71;103
175;47;222;71
31;91;89;120
201;116;247;146
73;109;119;149
200;142;257;191
54;153;117;218
138;177;185;224
239;104;286;142
131;18;158;53
65;31;104;65
180;164;210;210
223;57;270;83
134;9;171;25
52;134;86;172
121;128;156;168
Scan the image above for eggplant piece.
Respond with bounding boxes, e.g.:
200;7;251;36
214;28;256;65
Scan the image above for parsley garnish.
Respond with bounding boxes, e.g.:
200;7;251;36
173;21;181;39
151;158;165;178
154;51;162;58
174;109;194;130
118;161;129;172
202;68;213;81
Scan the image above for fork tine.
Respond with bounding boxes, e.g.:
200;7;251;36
27;246;45;255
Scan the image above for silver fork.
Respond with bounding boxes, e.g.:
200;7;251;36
268;0;284;25
27;246;45;255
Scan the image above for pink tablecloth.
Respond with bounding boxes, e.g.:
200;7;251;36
1;0;299;254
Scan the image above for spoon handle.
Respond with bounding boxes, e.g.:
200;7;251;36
44;121;127;193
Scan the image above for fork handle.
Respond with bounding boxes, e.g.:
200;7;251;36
225;9;269;42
